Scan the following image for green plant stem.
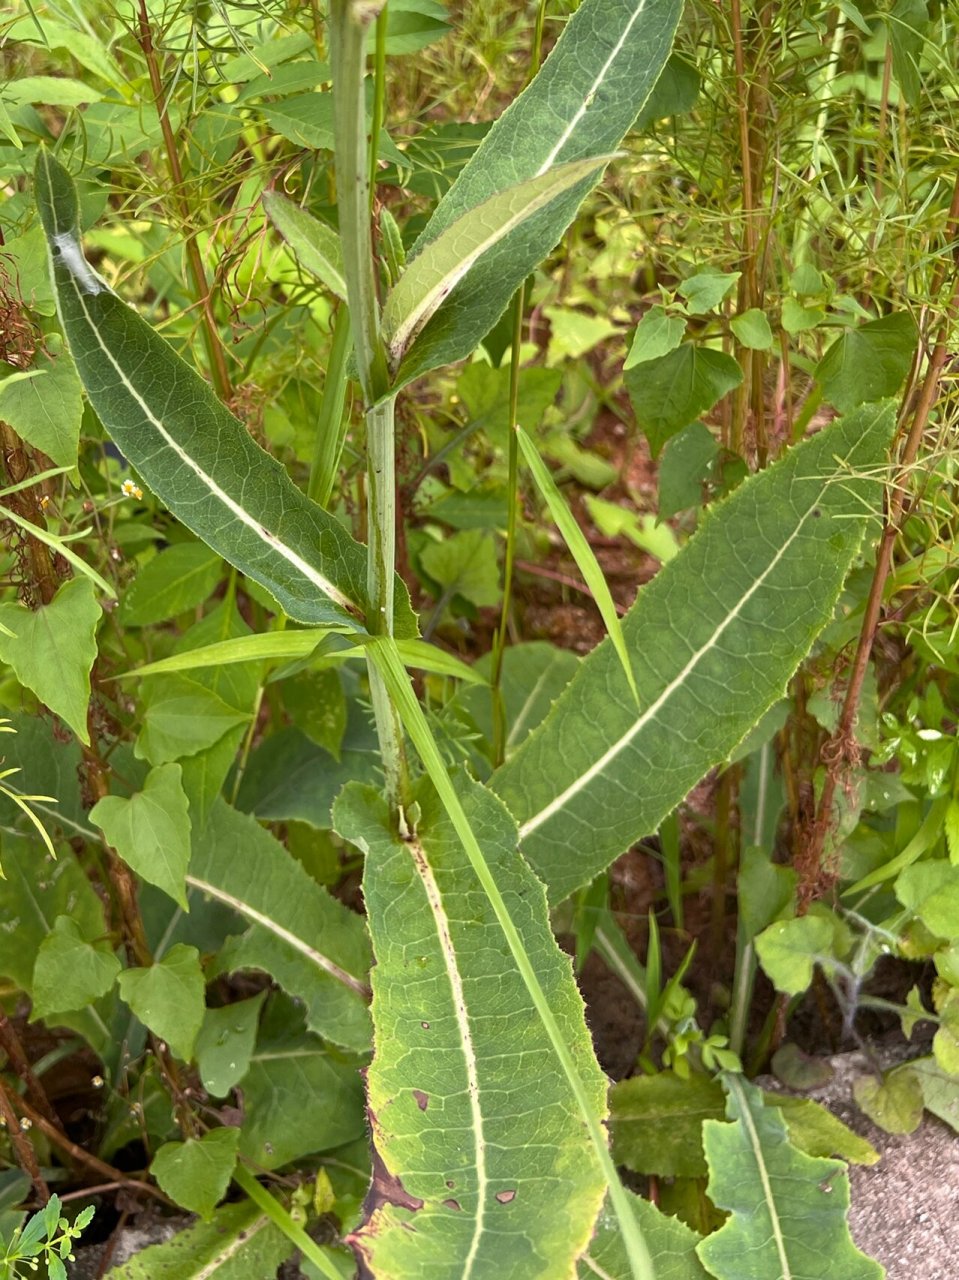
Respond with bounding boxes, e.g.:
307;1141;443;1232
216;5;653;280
135;0;232;403
368;636;655;1280
308;305;353;507
369;5;389;204
233;1165;343;1280
366;396;411;804
490;287;525;767
330;0;408;807
330;0;389;406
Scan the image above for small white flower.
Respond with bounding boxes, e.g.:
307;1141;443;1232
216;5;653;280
121;478;144;500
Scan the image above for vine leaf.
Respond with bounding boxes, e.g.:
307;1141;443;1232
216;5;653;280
492;403;894;904
34;148;415;637
0;576;101;744
333;773;607;1279
696;1075;883;1280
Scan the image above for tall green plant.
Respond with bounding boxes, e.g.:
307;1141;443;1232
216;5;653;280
29;1;900;1276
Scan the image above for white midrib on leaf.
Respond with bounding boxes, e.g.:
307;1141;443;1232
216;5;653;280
726;1075;792;1279
580;1253;617;1280
195;1215;270;1280
409;833;487;1275
535;0;651;177
518;485;830;840
57;236;358;617
185;874;369;999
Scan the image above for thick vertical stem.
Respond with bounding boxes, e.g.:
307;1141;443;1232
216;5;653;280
330;0;408;808
330;1;390;407
367;395;410;803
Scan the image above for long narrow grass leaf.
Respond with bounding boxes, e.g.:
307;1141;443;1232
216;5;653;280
517;423;638;705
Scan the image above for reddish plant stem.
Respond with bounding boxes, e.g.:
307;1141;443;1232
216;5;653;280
135;0;232;403
799;175;959;907
0;422;60;607
0;1074;49;1203
0;1011;62;1132
11;1093;174;1206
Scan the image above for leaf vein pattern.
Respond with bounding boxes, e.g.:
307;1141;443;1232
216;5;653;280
55;240;356;615
408;833;487;1276
536;0;652;176
518;483;830;840
185;874;369;999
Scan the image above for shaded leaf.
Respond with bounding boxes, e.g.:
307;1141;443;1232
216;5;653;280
195;993;266;1098
239;996;365;1170
815;312;918;412
577;1192;709;1280
120;544;223;627
91;764;192;909
0;577;101;744
151;1129;240;1220
102;1199;291;1280
0;339;82;467
626;343;743;456
192;800;372;1053
262;190;347;301
117;944;205;1062
31;915;120;1019
610;1073;724;1178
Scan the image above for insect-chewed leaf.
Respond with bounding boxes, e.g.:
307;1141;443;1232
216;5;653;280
492;403;895;904
394;0;683;388
333;773;607;1280
34;148;414;636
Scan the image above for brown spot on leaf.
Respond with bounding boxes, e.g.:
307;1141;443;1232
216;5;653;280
365;1144;424;1214
412;1089;429;1111
443;1198;462;1211
421;1021;430;1029
495;1189;517;1204
349;1143;425;1279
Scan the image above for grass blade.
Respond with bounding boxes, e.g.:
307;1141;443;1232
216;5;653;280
516;423;638;706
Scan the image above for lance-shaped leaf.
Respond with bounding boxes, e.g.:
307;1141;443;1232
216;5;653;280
102;1200;292;1280
394;0;683;388
333;774;607;1280
696;1075;882;1280
190;799;372;1053
34;149;414;637
262;190;347;301
492;403;894;903
383;155;610;366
